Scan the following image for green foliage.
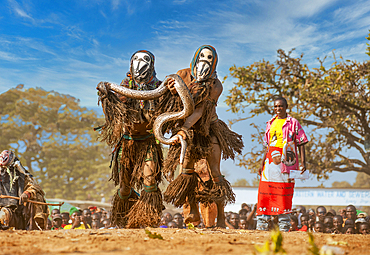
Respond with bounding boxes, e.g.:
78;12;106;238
0;86;112;200
254;228;286;255
226;37;370;178
233;178;250;187
145;229;164;240
187;223;195;230
307;232;320;255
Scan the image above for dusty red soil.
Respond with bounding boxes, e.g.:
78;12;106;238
0;228;369;255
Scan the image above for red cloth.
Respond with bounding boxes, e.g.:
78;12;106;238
289;226;299;232
256;181;295;216
298;225;308;232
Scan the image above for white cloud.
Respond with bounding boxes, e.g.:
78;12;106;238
111;0;121;10
7;0;35;23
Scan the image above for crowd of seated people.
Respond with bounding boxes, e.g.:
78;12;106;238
44;203;368;234
46;206;112;230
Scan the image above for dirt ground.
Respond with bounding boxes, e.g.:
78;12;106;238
0;228;369;255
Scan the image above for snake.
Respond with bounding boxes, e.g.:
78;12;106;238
97;74;194;166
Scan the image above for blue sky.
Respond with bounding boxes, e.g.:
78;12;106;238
1;0;369;186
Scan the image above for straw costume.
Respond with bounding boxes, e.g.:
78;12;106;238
97;50;163;228
156;45;244;227
0;150;49;230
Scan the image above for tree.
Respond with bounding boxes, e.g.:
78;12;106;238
233;178;249;187
353;172;370;188
0;86;112;200
225;34;370;179
331;181;352;188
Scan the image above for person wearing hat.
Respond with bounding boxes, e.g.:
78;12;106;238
51;214;63;230
256;97;308;231
63;207;91;229
355;217;367;233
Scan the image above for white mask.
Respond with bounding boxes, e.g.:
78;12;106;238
130;52;152;84
195;48;213;81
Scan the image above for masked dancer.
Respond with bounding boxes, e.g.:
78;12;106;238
97;50;163;228
0;150;49;230
157;45;244;227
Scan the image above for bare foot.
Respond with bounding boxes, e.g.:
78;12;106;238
184;212;200;224
184;203;200;224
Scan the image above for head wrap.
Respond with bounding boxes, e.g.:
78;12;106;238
190;45;218;81
271;150;281;158
129;50;156;84
69;207;80;215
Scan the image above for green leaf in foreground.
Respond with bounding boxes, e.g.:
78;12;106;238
307;232;320;255
145;229;164;240
187;223;195;230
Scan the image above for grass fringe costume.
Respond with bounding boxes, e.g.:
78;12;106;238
97;50;164;228
156;67;243;207
0;153;49;230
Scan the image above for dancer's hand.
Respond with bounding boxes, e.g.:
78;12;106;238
166;78;177;95
19;192;29;205
171;131;187;145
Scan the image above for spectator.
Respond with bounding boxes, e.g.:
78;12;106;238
247;205;257;230
51;214;63;230
308;216;315;232
343;225;355;234
328;209;336;216
91;212;101;227
239;209;248;219
64;207;91;229
297;205;306;214
344;218;355;234
159;216;169;228
227;213;240;229
241;203;251;212
358;222;369;235
308;208;316;219
289;215;298;232
298;214;309;232
61;212;69;227
163;212;173;223
316;206;327;222
173;213;184;228
338;209;346;219
256;97;308;232
82;208;92;227
100;210;108;222
91;221;100;230
101;219;111;229
314;222;324;233
296;206;306;227
46;218;52;230
323;216;334;233
51;209;60;218
332;215;343;234
355;218;367;233
167;221;177;228
239;218;248;230
357;212;367;218
345;205;357;222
